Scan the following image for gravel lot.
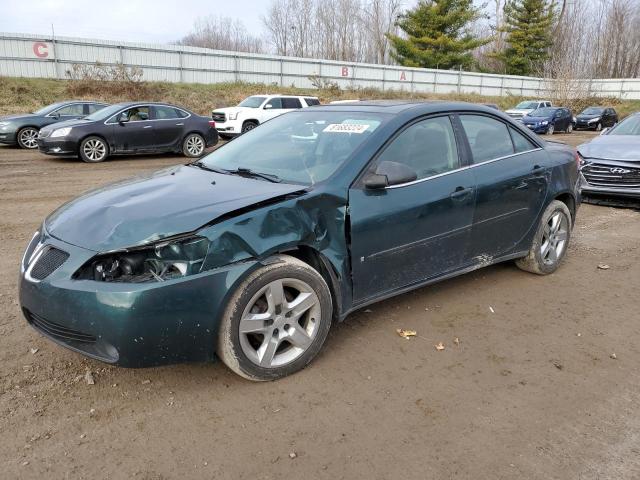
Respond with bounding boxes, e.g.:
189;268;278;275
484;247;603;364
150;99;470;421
1;131;639;479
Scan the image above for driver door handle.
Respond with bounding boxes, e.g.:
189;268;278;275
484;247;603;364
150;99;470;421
143;125;153;129
450;186;473;200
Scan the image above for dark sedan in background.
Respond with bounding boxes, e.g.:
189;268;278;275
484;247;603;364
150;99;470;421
521;106;574;135
0;101;109;149
578;112;640;200
20;101;580;380
37;102;218;162
575;107;618;131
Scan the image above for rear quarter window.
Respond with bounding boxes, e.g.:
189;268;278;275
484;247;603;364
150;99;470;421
304;98;320;106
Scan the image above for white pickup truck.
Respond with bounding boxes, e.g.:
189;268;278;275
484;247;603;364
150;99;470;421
212;95;320;138
505;100;553;120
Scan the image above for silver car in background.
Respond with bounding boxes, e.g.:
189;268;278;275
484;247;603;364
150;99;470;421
577;113;640;202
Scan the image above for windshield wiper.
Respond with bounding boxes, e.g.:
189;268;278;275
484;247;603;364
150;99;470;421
189;160;228;174
226;167;282;183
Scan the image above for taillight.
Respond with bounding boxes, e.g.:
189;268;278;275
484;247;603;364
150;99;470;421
208;120;216;128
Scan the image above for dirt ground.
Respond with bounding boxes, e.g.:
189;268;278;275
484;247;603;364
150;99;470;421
1;131;639;480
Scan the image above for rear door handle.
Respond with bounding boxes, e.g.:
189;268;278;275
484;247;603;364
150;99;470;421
176;123;184;126
143;125;153;129
450;186;473;200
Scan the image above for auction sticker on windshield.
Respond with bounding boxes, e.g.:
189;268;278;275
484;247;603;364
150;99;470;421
323;123;370;134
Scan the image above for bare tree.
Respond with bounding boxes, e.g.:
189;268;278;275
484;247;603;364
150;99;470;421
178;15;264;53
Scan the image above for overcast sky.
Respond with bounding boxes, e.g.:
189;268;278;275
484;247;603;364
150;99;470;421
0;0;268;43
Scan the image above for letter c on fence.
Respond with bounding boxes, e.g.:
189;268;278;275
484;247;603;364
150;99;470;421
33;42;49;58
341;67;350;77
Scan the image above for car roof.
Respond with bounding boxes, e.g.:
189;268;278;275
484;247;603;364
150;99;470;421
256;94;318;99
308;99;495;114
112;101;181;107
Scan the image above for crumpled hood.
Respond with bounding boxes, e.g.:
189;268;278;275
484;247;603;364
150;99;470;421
46;165;307;252
578;135;640;161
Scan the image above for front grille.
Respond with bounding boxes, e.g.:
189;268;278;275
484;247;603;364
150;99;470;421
212;111;226;123
30;247;69;280
26;310;97;343
582;163;640;188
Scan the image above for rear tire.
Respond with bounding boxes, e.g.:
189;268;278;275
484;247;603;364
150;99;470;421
182;133;205;157
17;127;39;149
516;200;572;275
217;255;333;381
79;136;108;163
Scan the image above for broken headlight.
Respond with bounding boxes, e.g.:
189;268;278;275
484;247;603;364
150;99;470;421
75;236;210;283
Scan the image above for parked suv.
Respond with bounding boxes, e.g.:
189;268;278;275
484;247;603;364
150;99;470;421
212;95;320;138
505;100;553;120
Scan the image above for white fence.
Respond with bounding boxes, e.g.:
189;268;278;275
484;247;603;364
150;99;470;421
2;32;640;99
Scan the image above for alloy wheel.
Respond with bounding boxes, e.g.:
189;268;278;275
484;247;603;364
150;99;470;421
239;278;321;368
18;128;39;149
186;135;204;156
567;123;573;133
540;212;569;266
596;123;602;131
547;124;554;135
83;139;106;161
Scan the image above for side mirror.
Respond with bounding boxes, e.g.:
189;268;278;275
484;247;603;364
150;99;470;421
364;161;417;189
117;112;129;124
264;104;273;110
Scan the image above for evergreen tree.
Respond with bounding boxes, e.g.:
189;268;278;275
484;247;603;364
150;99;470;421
387;0;489;70
495;0;556;75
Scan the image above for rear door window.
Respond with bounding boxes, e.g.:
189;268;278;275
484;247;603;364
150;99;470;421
282;98;302;109
153;105;181;119
86;103;108;114
304;98;320;106
460;115;515;163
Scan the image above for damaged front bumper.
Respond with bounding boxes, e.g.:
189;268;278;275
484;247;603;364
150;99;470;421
19;231;258;367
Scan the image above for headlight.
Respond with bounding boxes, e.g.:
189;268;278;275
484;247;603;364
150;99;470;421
75;235;210;282
0;121;10;126
588;117;601;123
227;112;238;120
541;121;549;126
51;127;72;137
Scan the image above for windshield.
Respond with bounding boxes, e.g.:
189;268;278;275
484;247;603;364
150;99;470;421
529;107;556;117
608;115;640;135
581;107;604;115
84;104;125;121
200;110;387;185
238;96;267;108
33;103;65;115
515;101;539;109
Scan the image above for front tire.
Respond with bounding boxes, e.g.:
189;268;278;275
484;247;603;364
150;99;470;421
546;124;555;135
17;127;39;149
516;200;572;275
566;123;573;134
241;121;258;134
183;133;205;157
596;122;602;132
79;136;108;163
217;255;333;381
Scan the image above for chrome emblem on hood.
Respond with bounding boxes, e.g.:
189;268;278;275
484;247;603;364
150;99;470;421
610;167;631;174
